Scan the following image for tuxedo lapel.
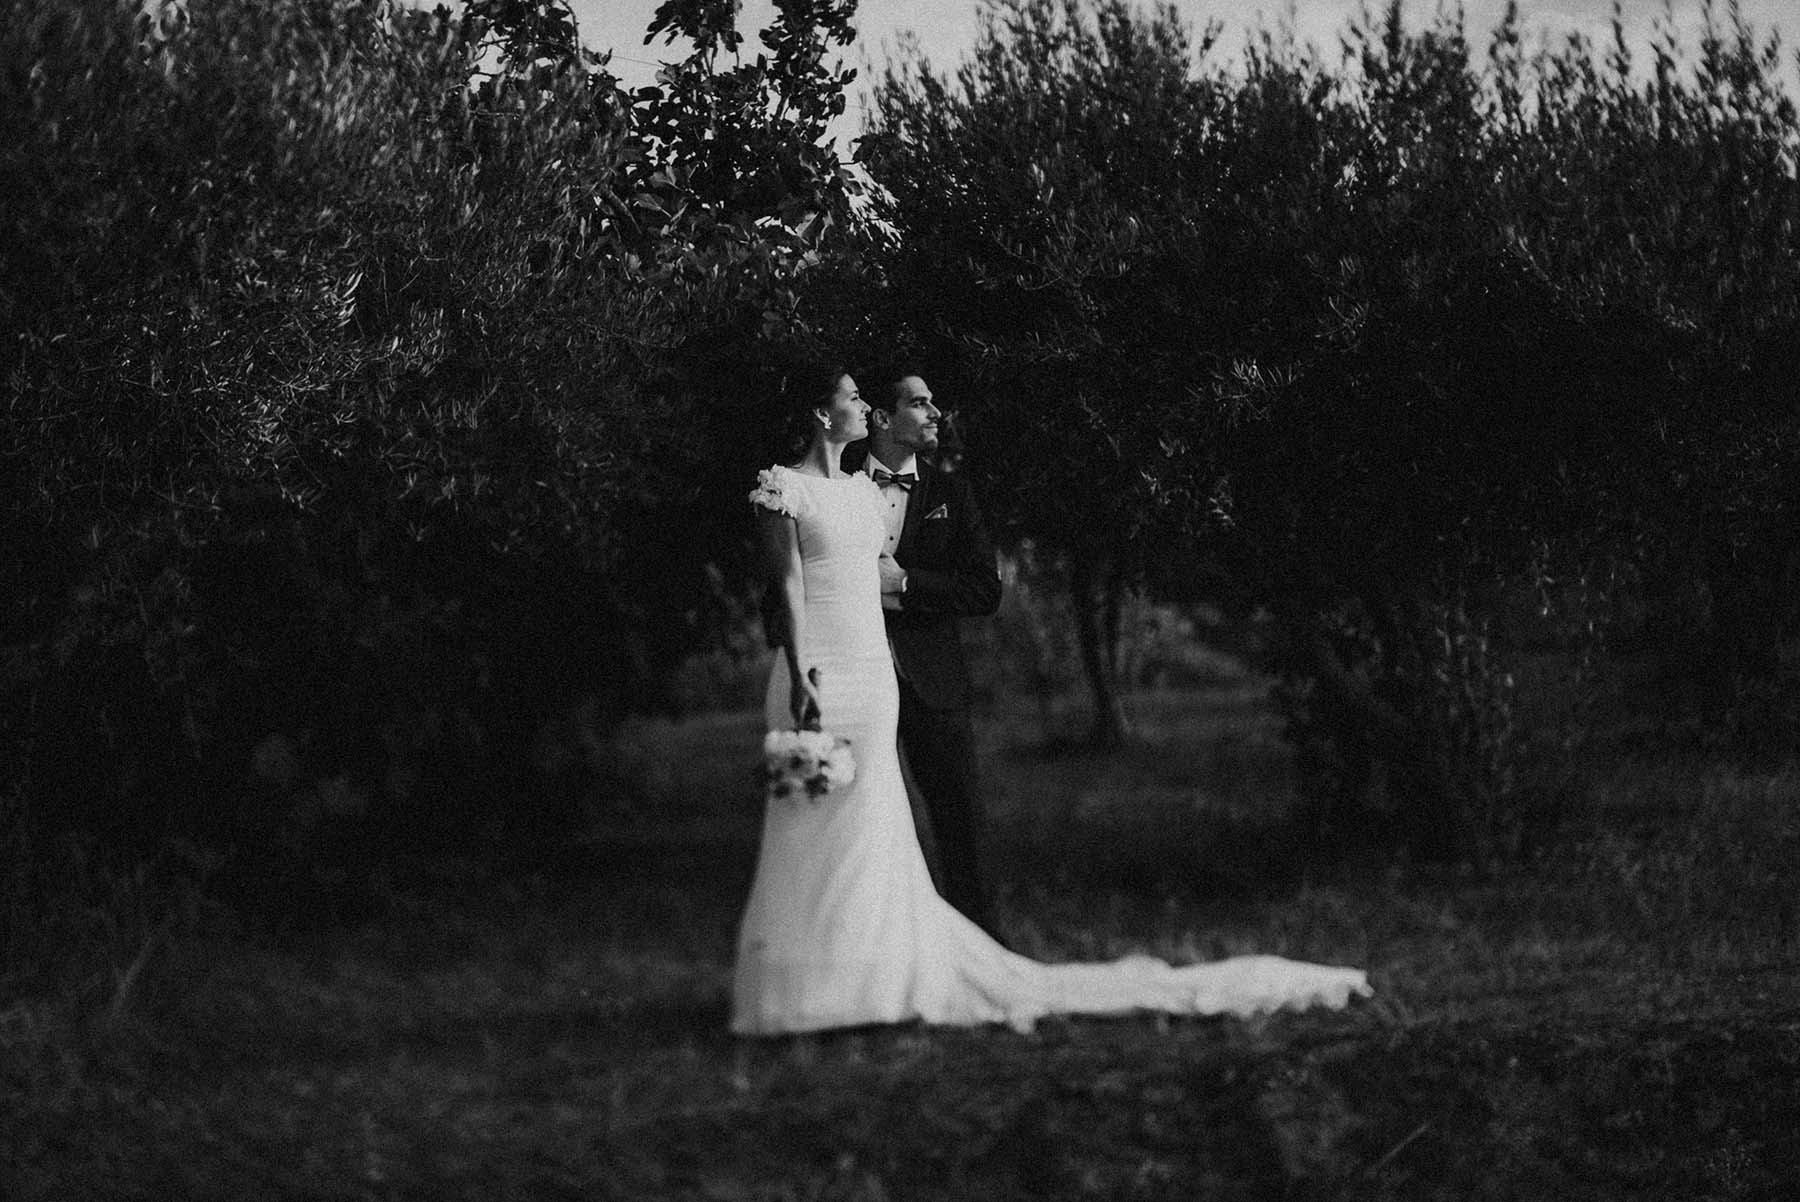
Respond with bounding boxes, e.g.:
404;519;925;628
896;460;932;562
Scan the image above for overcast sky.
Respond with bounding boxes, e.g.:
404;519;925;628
572;0;1795;119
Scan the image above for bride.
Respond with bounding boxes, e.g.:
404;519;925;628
732;366;1371;1035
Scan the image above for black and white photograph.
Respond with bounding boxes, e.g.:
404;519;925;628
4;0;1798;1196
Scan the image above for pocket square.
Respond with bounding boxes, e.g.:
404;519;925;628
924;504;949;520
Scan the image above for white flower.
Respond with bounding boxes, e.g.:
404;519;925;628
761;728;856;803
748;468;796;517
817;743;857;788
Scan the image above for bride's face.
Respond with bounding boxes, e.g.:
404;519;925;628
818;374;869;443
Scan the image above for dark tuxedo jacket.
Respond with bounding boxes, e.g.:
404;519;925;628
765;450;1002;711
853;449;1002;710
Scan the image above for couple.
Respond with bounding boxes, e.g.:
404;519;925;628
732;365;1371;1037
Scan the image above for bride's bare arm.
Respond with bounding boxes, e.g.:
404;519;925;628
757;509;819;726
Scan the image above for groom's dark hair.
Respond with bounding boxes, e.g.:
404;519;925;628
871;362;929;413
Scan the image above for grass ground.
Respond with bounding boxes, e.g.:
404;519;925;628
5;682;1800;1200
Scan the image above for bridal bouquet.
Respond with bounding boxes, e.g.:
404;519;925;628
760;728;857;804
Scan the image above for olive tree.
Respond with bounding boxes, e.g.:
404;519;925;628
864;0;1800;858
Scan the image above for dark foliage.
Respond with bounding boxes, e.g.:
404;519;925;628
3;0;1798;961
0;0;861;939
862;0;1800;859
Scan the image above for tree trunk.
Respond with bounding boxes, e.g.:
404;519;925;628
1072;555;1129;748
1103;561;1127;677
1281;601;1476;862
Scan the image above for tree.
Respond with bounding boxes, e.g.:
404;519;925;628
864;0;1800;858
0;0;867;902
865;0;1230;746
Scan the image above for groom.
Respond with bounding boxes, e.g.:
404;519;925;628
847;368;1004;937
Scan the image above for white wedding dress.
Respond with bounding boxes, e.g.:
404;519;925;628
731;465;1371;1035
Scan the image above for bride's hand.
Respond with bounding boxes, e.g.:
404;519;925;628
877;553;906;594
792;666;824;731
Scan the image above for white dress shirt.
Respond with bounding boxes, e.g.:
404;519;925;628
864;452;917;557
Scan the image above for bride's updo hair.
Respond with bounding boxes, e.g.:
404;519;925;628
775;359;853;460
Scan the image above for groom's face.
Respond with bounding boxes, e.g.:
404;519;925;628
882;376;941;454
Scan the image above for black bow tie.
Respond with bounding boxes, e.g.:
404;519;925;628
872;469;917;490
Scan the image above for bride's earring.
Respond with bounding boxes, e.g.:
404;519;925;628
816;412;832;430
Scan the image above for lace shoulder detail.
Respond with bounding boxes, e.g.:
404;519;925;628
748;465;810;519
